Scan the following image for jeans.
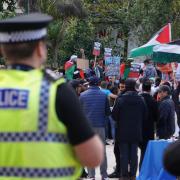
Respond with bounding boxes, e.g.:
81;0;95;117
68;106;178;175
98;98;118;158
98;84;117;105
119;143;138;177
88;127;107;178
109;116;115;139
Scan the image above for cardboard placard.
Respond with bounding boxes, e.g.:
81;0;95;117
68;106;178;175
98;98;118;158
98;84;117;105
77;59;89;70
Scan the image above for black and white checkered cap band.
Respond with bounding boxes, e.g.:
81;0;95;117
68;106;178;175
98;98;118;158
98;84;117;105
0;167;75;178
0;28;47;43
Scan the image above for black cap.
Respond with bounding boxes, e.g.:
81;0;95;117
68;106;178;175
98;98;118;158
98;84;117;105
125;78;136;91
158;85;171;95
69;79;81;89
0;13;52;43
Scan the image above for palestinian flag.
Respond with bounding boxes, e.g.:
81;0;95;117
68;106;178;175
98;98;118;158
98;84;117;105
64;60;76;80
130;23;171;58
153;39;180;63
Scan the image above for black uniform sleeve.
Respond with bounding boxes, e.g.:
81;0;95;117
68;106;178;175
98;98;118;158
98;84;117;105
55;83;95;145
163;140;180;176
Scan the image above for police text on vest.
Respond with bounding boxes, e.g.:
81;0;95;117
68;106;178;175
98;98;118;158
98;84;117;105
0;89;29;109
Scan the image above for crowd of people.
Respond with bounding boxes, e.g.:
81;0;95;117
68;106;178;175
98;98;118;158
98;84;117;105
61;55;180;180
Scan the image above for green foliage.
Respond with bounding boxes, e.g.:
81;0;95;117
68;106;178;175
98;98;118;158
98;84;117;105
0;0;180;66
47;18;95;66
0;2;16;65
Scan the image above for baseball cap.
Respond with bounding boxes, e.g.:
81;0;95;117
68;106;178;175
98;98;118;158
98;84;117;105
88;76;100;86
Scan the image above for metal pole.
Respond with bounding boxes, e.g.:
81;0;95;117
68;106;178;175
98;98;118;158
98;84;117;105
25;0;29;14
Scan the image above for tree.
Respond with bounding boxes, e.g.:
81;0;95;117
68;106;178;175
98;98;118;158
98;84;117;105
0;0;16;65
84;0;180;59
36;0;87;67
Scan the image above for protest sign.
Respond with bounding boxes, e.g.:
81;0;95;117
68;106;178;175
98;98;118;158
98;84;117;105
105;56;120;77
77;59;89;70
104;48;112;58
93;42;101;56
128;63;141;78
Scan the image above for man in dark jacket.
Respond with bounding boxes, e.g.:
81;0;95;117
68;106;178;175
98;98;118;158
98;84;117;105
157;85;175;139
108;79;126;178
80;76;111;179
139;80;158;169
172;80;180;136
112;79;147;180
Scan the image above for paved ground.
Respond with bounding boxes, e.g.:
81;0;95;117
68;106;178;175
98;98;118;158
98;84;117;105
82;118;180;180
83;142;117;179
83;140;140;179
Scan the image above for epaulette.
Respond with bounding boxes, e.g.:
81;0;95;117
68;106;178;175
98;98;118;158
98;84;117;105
42;69;63;82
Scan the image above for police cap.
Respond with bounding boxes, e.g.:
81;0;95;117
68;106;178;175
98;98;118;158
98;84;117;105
0;13;53;43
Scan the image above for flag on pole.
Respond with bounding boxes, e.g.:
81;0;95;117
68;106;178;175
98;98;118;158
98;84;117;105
153;39;180;63
130;23;171;58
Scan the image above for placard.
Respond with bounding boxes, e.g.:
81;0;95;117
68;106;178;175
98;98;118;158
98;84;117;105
105;56;120;77
93;42;101;56
104;48;112;58
77;59;89;70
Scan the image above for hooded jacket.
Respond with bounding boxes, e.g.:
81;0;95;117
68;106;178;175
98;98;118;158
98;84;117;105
112;91;147;143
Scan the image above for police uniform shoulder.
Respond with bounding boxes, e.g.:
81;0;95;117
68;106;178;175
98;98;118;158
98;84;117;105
43;69;64;82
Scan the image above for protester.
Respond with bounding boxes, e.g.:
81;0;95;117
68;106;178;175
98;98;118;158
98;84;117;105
143;59;157;79
118;79;126;94
139;80;158;169
100;81;118;99
172;79;180;137
152;77;161;97
0;13;104;180
69;79;82;96
80;76;111;180
112;79;147;180
157;85;175;139
64;55;78;80
95;59;104;80
108;79;126;179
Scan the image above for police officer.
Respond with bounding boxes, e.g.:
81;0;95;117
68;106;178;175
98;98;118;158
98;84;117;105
0;13;103;180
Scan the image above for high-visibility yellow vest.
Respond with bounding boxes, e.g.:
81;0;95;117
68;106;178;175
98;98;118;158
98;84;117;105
0;69;82;180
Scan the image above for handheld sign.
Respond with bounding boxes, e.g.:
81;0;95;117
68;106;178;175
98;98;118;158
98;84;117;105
104;48;112;58
77;59;89;70
105;56;120;77
93;42;101;56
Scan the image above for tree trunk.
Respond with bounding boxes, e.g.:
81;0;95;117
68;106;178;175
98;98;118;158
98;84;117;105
124;36;128;59
0;0;3;11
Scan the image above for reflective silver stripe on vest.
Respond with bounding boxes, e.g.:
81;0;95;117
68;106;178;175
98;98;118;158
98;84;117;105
0;167;75;178
0;78;68;143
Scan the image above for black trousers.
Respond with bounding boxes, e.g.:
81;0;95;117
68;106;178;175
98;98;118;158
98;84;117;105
114;140;121;173
119;143;138;177
139;141;148;170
